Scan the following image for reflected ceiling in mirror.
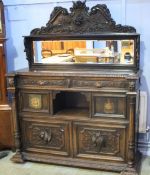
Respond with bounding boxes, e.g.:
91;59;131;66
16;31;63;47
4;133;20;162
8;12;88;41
33;40;134;65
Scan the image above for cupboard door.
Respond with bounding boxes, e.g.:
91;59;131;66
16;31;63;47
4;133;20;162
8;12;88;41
19;90;50;113
22;119;70;156
73;122;126;162
92;93;127;118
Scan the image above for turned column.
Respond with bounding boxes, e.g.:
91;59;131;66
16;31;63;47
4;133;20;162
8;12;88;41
127;93;136;168
7;76;24;163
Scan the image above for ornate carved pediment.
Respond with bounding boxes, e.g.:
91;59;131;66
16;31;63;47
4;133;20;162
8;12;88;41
31;0;136;35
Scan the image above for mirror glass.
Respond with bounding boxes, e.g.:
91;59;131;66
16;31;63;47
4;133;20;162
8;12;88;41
33;40;134;64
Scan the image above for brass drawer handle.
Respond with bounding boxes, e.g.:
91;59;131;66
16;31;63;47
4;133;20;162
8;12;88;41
95;82;103;88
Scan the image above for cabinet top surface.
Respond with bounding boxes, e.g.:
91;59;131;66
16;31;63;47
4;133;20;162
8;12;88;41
7;68;141;79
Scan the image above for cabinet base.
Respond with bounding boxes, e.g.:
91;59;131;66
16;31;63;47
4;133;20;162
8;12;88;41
11;152;24;163
11;152;141;173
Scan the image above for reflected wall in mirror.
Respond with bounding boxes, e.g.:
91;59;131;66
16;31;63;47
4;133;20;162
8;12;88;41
33;40;134;65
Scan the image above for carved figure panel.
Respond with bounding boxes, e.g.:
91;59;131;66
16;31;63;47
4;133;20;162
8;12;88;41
74;123;126;160
22;121;69;153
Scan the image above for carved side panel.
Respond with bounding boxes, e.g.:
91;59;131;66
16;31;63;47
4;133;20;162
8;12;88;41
73;122;126;162
22;120;70;156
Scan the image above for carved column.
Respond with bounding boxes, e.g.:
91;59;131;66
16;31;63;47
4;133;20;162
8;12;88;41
127;94;136;167
8;77;24;163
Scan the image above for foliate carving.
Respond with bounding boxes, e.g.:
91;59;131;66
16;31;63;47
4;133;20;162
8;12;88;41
78;127;120;155
30;1;136;35
28;124;65;149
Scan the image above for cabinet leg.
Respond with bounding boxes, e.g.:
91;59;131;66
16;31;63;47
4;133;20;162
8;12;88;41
120;171;138;175
11;151;24;163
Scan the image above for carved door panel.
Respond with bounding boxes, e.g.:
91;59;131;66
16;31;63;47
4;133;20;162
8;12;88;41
21;119;70;157
73;122;126;162
92;93;127;118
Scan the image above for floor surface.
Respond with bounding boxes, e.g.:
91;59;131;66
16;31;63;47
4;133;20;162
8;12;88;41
0;152;149;175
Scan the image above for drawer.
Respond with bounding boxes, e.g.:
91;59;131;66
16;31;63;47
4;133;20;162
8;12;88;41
72;79;128;90
73;122;126;162
18;77;129;90
92;93;127;118
18;77;68;88
21;119;70;156
19;90;50;113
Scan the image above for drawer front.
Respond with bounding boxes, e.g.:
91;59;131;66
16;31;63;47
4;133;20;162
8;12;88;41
18;77;129;90
18;77;67;88
22;119;70;156
92;93;127;118
73;122;126;162
19;90;50;113
72;79;128;89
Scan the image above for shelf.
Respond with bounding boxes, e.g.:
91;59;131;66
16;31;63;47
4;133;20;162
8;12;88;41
54;108;89;118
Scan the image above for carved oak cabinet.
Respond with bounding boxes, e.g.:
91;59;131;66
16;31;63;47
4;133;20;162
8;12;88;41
7;1;141;175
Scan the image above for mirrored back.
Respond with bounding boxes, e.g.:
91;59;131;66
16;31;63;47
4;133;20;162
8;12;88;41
33;39;135;65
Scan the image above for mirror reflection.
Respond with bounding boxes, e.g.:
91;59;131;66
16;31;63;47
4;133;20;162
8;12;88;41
33;40;134;64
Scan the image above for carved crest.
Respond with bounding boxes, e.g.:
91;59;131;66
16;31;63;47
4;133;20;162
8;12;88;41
31;0;136;35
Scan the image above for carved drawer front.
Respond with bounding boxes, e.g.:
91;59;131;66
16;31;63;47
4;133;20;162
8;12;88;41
19;90;50;113
73;122;126;162
72;79;128;89
22;119;70;156
18;77;68;88
92;93;126;118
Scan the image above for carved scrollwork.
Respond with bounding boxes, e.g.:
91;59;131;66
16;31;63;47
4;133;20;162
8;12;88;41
30;1;136;35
